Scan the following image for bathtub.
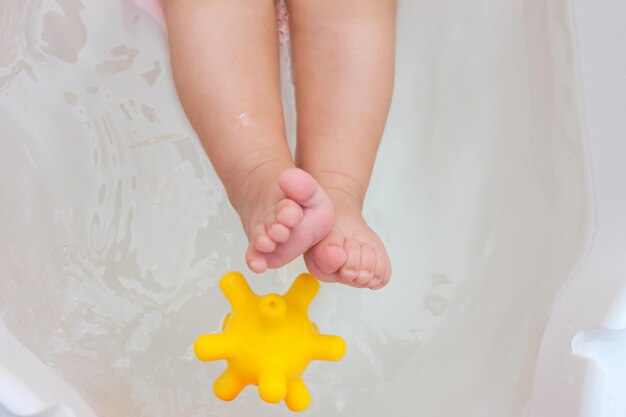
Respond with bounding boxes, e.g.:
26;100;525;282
0;1;624;416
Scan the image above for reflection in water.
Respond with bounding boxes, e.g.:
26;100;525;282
0;0;591;416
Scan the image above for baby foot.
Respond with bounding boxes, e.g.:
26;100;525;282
303;193;391;290
237;167;334;273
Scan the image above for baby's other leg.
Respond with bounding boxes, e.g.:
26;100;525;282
163;0;334;273
288;0;396;289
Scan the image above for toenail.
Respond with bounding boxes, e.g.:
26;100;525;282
368;279;382;288
325;245;344;255
344;269;358;277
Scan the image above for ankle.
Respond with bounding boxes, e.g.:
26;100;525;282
306;169;366;213
228;157;294;216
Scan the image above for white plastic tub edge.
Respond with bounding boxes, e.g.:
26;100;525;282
528;1;626;417
0;320;96;417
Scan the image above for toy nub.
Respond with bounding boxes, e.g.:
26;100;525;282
194;272;346;412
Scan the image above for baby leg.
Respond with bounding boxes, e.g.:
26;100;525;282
287;0;396;289
163;0;334;272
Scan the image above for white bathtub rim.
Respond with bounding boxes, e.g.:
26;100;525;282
0;320;96;417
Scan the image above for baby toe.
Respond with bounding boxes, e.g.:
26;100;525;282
339;239;361;283
355;244;376;286
309;228;347;274
263;214;286;243
255;234;276;253
367;277;383;289
268;222;290;243
303;253;336;283
250;223;275;253
276;199;303;228
370;251;391;290
277;168;319;207
246;246;268;273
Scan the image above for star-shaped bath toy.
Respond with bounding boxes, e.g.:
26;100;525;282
194;272;346;411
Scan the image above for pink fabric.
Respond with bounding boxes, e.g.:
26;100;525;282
132;0;166;32
276;0;290;45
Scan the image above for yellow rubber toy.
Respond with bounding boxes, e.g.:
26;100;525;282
194;272;346;412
